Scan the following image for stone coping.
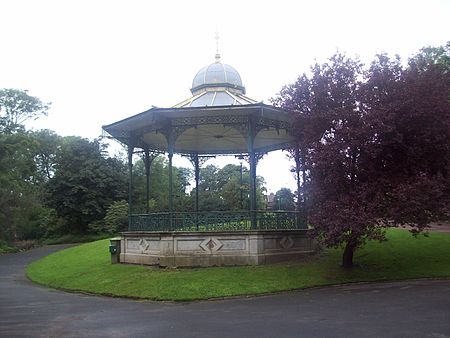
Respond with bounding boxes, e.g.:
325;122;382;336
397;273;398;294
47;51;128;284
120;229;309;237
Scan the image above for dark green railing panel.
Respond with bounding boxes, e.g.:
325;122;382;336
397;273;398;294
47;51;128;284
256;211;298;230
129;211;306;232
130;213;170;231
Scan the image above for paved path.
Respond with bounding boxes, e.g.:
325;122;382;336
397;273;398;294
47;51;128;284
1;246;449;338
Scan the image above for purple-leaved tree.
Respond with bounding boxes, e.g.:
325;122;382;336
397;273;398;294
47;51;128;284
273;44;450;267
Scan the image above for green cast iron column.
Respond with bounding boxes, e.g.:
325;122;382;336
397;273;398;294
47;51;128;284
194;154;200;230
144;148;151;214
247;116;257;229
194;154;199;213
240;160;244;209
127;145;134;230
168;140;174;230
294;147;301;228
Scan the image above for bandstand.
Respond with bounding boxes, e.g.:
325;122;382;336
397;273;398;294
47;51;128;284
103;51;315;267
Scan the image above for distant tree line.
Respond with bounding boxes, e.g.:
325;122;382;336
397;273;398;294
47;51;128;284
0;91;268;245
0;97;131;242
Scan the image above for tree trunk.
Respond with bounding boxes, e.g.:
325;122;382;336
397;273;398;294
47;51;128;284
300;149;308;225
295;149;301;213
342;241;355;268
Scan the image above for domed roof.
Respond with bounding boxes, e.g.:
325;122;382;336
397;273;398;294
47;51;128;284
191;56;246;95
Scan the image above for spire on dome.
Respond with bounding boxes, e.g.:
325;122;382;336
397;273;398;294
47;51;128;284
189;33;246;95
214;31;221;63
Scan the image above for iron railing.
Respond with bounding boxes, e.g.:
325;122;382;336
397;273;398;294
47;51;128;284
129;211;306;232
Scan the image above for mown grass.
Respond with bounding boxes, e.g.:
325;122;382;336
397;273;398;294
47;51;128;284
0;233;112;255
26;229;450;301
41;233;113;245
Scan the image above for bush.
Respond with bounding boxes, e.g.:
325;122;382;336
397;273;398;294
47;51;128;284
89;200;128;234
0;240;19;253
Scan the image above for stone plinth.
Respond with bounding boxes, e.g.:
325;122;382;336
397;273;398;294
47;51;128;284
118;230;315;267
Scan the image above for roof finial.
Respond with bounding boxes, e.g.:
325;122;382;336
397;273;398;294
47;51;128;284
215;31;221;63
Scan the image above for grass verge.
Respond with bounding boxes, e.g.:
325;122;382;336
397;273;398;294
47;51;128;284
26;229;450;301
41;233;113;245
0;233;112;255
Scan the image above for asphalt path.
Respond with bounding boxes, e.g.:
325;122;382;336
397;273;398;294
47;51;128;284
1;245;449;338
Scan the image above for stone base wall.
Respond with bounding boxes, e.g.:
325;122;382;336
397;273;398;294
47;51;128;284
118;230;315;267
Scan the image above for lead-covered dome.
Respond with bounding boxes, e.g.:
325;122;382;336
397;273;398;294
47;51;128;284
191;56;246;95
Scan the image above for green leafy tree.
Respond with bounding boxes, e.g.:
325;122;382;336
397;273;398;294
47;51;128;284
0;133;39;240
0;89;50;133
273;188;295;211
0;89;57;241
98;200;128;234
409;41;449;73
31;129;61;182
47;137;127;233
195;164;266;211
132;156;193;212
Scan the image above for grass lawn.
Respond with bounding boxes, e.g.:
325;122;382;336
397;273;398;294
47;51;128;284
40;233;113;245
26;229;450;301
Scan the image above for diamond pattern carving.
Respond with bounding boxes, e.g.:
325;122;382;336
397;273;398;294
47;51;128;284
139;238;149;252
280;236;294;249
199;237;224;253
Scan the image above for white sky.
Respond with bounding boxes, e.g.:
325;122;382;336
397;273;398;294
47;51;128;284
1;0;449;193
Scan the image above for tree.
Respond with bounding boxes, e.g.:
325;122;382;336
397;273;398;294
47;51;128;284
131;156;193;212
0;89;54;242
408;41;449;73
47;137;127;233
272;53;363;223
274;45;450;267
214;164;248;210
273;188;295;211
194;163;266;211
0;89;50;133
95;200;128;234
196;165;228;211
31;129;61;182
0;133;39;241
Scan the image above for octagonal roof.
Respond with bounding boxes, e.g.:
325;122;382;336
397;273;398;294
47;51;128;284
102;51;294;155
102;103;294;155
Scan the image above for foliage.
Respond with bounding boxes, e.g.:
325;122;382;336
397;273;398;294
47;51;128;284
195;164;266;211
0;89;50;133
0;90;59;243
0;88;195;242
132;160;266;213
0;132;40;241
132;156;193;212
31;129;61;182
271;54;363;222
409;41;449;73
0;240;20;253
26;229;450;301
272;188;295;211
46;137;128;233
273;43;450;267
93;200;128;234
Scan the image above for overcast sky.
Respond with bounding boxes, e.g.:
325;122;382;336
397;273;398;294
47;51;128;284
1;0;449;193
